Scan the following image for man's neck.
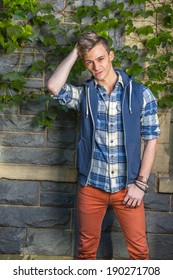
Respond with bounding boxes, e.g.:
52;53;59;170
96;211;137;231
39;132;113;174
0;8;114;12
97;70;118;95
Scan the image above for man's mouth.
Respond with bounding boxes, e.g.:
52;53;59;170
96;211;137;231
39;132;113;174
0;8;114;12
95;70;103;76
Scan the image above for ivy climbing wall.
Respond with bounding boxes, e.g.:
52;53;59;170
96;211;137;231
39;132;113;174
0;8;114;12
0;0;173;260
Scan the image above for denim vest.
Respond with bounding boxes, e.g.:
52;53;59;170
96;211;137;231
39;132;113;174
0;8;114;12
77;69;146;187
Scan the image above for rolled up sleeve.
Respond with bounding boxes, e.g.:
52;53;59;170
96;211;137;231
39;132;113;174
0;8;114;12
141;88;161;140
52;83;83;111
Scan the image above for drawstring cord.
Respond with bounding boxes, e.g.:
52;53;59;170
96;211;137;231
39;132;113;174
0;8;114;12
85;85;89;117
129;80;132;114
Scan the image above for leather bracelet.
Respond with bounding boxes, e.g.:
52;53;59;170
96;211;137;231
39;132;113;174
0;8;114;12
134;181;147;194
135;179;148;189
136;175;148;184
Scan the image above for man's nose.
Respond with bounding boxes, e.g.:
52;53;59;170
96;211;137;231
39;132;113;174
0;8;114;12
93;62;99;70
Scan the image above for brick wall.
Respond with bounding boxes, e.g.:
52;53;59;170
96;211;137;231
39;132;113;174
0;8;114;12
0;0;173;260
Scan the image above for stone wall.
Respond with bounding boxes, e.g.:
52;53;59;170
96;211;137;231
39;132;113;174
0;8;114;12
0;173;172;260
0;0;173;260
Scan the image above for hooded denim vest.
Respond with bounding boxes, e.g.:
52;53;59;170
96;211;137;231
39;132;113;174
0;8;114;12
77;69;146;187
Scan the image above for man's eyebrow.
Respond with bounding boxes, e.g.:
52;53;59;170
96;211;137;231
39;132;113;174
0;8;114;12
84;55;105;62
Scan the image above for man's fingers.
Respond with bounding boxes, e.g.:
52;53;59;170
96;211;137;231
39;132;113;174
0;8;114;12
123;194;141;208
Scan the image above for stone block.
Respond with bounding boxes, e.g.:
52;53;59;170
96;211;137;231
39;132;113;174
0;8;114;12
0;115;43;132
0;147;75;165
148;173;156;186
51;108;77;128
24;79;44;89
47;127;76;149
41;182;77;193
0;164;77;182
0;53;19;74
26;228;72;256
0;179;40;206
0;206;71;228
159;177;173;193
42;0;64;11
146;212;173;233
0;227;25;254
72;208;78;231
73;0;92;8
144;186;170;212
102;209;123;232
0;133;46;147
157;109;171;144
147;234;173;260
98;232;129;260
21;99;46;115
171;196;173;212
1;105;18;114
152;143;170;173
40;192;75;208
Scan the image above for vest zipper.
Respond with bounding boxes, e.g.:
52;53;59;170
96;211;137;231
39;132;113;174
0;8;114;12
86;88;95;183
122;84;129;186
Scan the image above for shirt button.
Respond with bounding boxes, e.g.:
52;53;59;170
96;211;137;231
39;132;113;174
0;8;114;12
111;171;114;174
110;140;113;143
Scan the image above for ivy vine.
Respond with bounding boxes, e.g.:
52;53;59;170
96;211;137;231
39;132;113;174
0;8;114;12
0;0;172;127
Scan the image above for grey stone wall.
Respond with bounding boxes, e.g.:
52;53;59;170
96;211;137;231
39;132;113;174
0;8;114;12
0;0;173;260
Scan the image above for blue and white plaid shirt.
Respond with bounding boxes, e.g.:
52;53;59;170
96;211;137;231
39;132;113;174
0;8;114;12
53;73;160;193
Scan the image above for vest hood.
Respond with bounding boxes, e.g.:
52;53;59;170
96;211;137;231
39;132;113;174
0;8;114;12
84;68;134;114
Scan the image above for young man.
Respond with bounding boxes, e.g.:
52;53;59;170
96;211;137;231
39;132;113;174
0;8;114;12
47;32;160;260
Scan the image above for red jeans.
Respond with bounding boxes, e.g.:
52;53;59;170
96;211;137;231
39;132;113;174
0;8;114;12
77;185;149;260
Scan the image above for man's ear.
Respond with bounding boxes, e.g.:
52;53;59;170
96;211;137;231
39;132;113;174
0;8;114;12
109;50;114;61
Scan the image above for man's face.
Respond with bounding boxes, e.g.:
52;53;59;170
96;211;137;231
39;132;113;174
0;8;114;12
83;43;114;82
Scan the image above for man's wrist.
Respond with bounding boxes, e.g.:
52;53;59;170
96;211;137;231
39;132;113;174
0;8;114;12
136;175;149;184
134;180;148;193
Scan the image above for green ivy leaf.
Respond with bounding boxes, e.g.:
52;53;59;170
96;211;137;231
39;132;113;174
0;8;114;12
13;10;27;20
0;33;4;46
158;95;173;108
145;37;160;49
37;110;56;128
3;71;26;90
7;25;23;41
147;65;167;80
27;60;47;76
126;63;143;76
4;41;19;53
21;24;34;38
3;0;11;7
137;25;154;35
3;71;25;81
43;35;57;46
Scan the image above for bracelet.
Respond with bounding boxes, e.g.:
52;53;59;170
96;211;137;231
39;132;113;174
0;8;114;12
136;175;148;184
134;181;147;193
135;179;148;189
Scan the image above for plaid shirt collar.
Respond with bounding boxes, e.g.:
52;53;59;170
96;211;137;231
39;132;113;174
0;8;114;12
93;71;124;90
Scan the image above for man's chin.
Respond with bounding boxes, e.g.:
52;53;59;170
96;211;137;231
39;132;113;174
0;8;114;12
93;75;104;81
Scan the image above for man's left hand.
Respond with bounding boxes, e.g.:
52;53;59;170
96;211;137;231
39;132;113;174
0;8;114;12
123;184;145;208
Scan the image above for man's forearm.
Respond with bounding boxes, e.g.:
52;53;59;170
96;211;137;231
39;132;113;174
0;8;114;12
138;138;158;181
47;46;78;95
123;138;158;207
